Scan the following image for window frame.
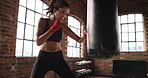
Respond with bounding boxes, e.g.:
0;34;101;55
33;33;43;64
16;0;48;57
118;13;145;52
67;16;82;57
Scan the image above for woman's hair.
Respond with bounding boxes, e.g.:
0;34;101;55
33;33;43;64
46;0;69;15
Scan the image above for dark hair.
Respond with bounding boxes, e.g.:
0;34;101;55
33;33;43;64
46;0;69;15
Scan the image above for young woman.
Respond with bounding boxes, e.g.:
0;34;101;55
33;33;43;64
30;0;86;78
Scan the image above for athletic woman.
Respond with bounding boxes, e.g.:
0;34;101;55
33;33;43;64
30;0;86;78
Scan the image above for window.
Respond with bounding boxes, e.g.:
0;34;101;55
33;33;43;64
67;16;81;57
118;14;144;52
16;0;48;56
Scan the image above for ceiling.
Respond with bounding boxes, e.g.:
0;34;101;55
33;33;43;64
43;0;148;7
80;0;148;6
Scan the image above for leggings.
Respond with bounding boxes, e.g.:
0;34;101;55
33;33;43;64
30;50;76;78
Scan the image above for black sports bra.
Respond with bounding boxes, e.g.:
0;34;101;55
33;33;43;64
42;18;62;42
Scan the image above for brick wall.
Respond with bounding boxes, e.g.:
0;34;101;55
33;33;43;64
0;0;18;55
3;0;148;77
93;0;148;76
0;0;87;78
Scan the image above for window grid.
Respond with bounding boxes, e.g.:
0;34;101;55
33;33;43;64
67;16;81;57
16;0;48;57
119;14;144;52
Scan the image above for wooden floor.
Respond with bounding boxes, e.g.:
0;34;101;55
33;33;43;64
83;76;147;78
83;76;114;78
87;77;113;78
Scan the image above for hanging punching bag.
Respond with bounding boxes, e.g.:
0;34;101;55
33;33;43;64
87;0;120;59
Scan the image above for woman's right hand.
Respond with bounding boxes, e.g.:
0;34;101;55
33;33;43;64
49;20;62;33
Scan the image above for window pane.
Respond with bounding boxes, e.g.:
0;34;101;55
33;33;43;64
77;22;80;29
18;6;26;22
26;10;35;25
118;16;121;24
67;16;81;57
25;25;33;40
121;15;127;23
119;33;121;42
77;48;80;56
136;14;143;22
74;19;79;28
33;26;37;40
19;0;26;7
136;23;143;32
16;0;45;57
73;28;77;33
119;14;144;52
72;39;76;46
67;47;72;57
68;16;73;25
68;37;74;46
129;33;135;41
16;39;23;56
122;24;128;32
24;40;32;56
122;33;128;41
136;32;144;41
43;4;48;16
17;22;24;39
43;3;48;10
136;42;144;51
35;13;42;26
129;42;136;51
35;0;43;13
121;42;128;51
72;48;76;57
33;42;40;56
27;0;35;10
128;24;135;32
77;42;80;47
128;14;134;23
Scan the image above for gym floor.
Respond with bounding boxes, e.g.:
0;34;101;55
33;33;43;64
82;75;147;78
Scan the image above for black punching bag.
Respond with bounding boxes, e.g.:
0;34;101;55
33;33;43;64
87;0;120;59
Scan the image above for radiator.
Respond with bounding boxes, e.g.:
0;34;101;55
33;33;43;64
113;60;147;77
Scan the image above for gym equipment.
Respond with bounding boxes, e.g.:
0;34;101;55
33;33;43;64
87;0;120;59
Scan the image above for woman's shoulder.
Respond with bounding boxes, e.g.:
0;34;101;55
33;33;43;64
38;17;51;25
40;17;50;21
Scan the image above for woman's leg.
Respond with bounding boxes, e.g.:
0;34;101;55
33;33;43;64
30;51;51;78
54;60;76;78
30;60;49;78
53;51;76;78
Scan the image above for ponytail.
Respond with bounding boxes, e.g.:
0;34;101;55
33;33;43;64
46;0;69;16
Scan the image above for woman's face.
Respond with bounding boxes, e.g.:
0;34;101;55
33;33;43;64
54;7;70;20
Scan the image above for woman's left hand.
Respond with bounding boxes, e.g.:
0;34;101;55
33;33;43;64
83;30;87;39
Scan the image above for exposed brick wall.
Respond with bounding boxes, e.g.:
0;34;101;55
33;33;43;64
0;0;88;78
93;60;113;75
1;0;148;78
0;0;19;55
0;56;17;78
67;0;87;24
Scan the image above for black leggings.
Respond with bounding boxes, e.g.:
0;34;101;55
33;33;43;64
30;50;76;78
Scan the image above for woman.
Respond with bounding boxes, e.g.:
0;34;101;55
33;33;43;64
30;0;86;78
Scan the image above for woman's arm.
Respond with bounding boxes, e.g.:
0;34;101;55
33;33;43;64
62;24;86;43
36;18;53;46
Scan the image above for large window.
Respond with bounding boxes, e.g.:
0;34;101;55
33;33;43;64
16;0;48;56
67;16;81;57
118;14;144;52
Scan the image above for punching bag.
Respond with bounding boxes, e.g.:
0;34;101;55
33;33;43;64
87;0;120;59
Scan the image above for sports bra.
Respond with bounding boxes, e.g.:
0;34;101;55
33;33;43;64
42;18;62;42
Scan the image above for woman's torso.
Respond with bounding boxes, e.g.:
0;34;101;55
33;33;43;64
40;18;62;52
